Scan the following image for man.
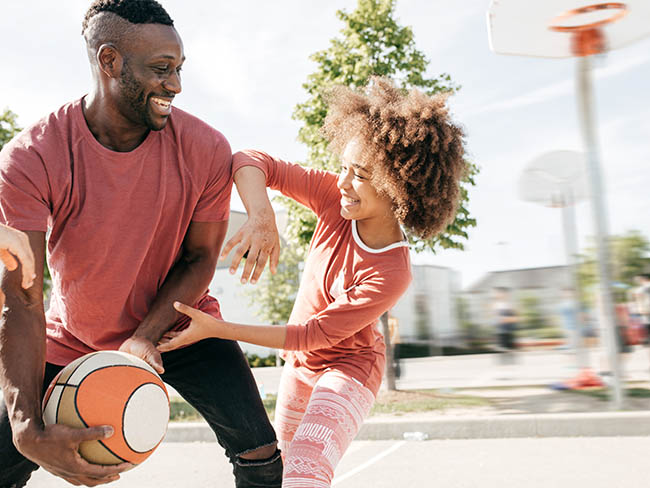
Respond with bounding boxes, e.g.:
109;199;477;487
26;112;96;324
492;287;518;368
0;1;281;487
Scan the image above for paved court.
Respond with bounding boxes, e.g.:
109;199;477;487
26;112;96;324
28;436;650;487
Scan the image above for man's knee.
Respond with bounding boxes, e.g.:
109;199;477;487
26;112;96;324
232;442;283;488
238;442;278;461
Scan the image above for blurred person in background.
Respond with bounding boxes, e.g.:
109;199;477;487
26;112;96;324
633;273;650;350
558;287;579;351
626;285;642;343
493;287;519;370
388;314;402;379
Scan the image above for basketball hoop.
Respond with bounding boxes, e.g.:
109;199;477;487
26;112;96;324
549;3;628;32
549;3;629;56
487;0;650;409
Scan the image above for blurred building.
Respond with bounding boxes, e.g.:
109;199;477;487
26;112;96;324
390;265;461;347
463;265;572;331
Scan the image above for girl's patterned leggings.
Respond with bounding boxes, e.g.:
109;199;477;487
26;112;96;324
275;365;376;488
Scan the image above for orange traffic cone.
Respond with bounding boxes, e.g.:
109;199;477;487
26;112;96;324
563;368;604;389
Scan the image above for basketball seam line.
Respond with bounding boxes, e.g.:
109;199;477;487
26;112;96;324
122;382;168;454
52;353;96;426
74;362;161;465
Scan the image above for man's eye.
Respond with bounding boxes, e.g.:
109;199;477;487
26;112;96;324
153;66;168;73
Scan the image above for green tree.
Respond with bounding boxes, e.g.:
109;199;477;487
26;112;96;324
283;0;477;253
0;108;22;150
0;108;52;300
518;294;546;331
247;243;302;325
579;230;650;303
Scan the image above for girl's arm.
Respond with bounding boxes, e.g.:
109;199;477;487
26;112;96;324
232;150;340;217
159;266;411;353
222;151;339;284
219;166;280;284
157;302;287;351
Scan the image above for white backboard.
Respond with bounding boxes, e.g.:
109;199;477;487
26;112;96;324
518;150;589;207
488;0;650;58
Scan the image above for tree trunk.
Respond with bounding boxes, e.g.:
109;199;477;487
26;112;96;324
381;312;397;391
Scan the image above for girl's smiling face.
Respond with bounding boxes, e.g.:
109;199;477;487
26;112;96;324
337;139;393;222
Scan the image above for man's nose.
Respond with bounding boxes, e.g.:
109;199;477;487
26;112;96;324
164;71;182;94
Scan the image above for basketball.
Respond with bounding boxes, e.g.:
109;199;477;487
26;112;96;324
42;350;170;466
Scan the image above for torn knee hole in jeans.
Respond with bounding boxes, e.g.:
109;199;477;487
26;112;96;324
235;443;281;467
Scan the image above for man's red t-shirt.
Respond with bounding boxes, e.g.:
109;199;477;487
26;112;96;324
0;98;232;365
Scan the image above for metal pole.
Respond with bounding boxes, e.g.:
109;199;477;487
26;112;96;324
575;56;623;409
560;192;589;370
381;312;397;391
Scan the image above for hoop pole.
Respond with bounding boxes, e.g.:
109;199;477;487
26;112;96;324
560;190;589;369
576;56;623;409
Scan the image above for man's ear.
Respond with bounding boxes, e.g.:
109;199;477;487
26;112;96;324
96;43;123;78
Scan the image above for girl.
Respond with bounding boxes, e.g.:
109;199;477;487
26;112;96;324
158;77;466;487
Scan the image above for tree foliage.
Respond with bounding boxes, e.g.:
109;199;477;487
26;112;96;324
252;0;478;324
578;230;650;303
247;242;302;324
0;108;21;150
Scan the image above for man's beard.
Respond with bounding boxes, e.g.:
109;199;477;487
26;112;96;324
119;62;164;131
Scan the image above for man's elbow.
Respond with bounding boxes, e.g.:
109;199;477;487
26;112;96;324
180;248;219;280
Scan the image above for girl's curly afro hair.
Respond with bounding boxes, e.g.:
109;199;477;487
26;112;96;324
322;77;467;240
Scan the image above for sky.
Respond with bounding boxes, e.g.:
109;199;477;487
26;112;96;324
1;0;649;288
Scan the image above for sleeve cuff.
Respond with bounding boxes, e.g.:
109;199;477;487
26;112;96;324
283;323;303;351
232;151;269;180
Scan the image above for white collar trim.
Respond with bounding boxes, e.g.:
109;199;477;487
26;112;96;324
351;220;409;254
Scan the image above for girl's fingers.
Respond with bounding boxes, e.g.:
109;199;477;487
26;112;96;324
0;249;18;271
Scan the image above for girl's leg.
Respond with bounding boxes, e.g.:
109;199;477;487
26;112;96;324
282;370;375;488
274;364;316;456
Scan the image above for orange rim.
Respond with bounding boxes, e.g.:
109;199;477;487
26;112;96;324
549;2;628;32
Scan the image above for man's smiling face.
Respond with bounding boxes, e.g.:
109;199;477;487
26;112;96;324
115;23;184;131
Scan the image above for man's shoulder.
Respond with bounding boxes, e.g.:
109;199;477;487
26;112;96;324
167;106;228;147
1;100;81;164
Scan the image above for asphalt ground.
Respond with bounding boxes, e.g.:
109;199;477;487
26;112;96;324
27;436;650;488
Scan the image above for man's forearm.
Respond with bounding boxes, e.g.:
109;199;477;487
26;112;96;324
0;288;47;438
0;230;48;439
132;255;216;342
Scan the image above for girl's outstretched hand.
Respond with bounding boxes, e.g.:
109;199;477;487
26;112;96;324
157;302;222;352
0;223;36;290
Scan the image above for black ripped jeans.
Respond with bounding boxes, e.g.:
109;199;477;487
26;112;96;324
0;338;282;488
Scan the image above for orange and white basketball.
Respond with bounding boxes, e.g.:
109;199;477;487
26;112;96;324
42;351;170;466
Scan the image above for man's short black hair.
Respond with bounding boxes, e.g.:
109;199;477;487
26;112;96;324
82;0;173;35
